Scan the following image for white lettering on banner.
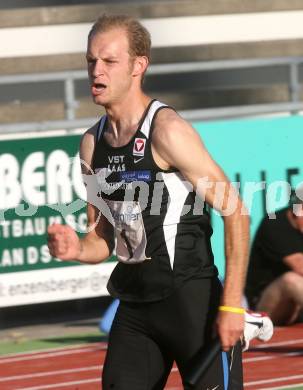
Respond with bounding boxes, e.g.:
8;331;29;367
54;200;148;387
0;244;53;268
13;248;23;265
24;218;43;236
0;213;86;239
0;154;22;209
27;246;39;265
0;217;46;238
65;213;87;232
12;219;23;238
21;151;46;206
46;150;73;204
72;153;86;200
0;151;86;212
1;248;23;266
41;244;52;263
0;221;10;238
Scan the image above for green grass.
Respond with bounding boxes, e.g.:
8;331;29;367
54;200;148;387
279;387;303;390
0;331;105;355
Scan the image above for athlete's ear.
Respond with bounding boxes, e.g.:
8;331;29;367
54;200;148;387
132;56;149;78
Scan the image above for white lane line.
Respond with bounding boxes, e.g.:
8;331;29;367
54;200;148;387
0;365;101;382
0;347;101;364
1;11;303;57
257;383;303;390
0;365;177;383
244;351;303;363
15;378;100;390
0;342;106;359
250;338;303;349
243;337;303;362
245;374;303;387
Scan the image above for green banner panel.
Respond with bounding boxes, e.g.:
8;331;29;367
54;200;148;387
0;134;86;274
194;115;303;276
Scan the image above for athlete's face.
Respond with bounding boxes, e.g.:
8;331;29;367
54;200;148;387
86;28;135;106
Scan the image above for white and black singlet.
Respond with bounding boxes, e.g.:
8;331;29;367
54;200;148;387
92;99;218;302
94;100;243;390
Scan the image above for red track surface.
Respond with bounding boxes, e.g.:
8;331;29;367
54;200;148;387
0;324;302;390
243;324;303;390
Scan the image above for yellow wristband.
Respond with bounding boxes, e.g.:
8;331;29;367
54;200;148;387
218;305;245;314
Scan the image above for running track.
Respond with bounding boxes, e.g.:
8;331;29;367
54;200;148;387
0;324;302;390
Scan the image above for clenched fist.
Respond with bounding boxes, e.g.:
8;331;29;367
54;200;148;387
216;310;244;352
47;223;81;261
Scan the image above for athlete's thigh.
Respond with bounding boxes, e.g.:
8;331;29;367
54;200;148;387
184;340;243;390
167;278;221;360
102;302;173;390
165;278;243;389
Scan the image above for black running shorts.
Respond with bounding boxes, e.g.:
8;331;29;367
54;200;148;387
102;277;243;389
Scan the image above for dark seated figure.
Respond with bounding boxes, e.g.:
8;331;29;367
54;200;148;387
245;191;303;325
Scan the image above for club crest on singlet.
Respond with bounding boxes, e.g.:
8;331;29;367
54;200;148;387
133;138;146;156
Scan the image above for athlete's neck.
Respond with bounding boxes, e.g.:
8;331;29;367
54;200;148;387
105;93;152;140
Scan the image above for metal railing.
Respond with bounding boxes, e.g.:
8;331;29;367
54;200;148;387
0;56;302;133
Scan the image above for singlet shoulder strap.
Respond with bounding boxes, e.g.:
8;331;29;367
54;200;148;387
95;115;107;145
140;100;169;139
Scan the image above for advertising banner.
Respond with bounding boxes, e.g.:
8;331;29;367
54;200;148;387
0;134;115;307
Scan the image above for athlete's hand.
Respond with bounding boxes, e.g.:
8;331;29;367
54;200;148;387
216;310;244;352
47;223;81;261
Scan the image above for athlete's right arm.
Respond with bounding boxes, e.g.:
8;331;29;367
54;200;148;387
47;123;115;264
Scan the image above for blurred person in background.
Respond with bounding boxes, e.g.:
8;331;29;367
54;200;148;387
245;187;303;325
48;14;250;389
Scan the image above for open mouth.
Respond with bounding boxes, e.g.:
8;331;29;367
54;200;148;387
91;82;107;96
94;82;106;90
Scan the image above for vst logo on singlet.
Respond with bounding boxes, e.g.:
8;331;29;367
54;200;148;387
133;138;146;157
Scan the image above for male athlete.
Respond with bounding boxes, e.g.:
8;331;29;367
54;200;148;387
48;14;250;389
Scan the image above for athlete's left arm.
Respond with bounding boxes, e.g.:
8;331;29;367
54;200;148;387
152;109;250;351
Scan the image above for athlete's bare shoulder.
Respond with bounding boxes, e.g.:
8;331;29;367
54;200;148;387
80;121;99;151
151;106;203;170
80;120;100;172
152;105;201;149
153;106;182;130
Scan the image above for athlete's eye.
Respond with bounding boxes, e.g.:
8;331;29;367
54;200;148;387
104;59;118;64
86;57;96;65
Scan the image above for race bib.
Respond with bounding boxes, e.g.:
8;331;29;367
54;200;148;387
106;200;149;263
